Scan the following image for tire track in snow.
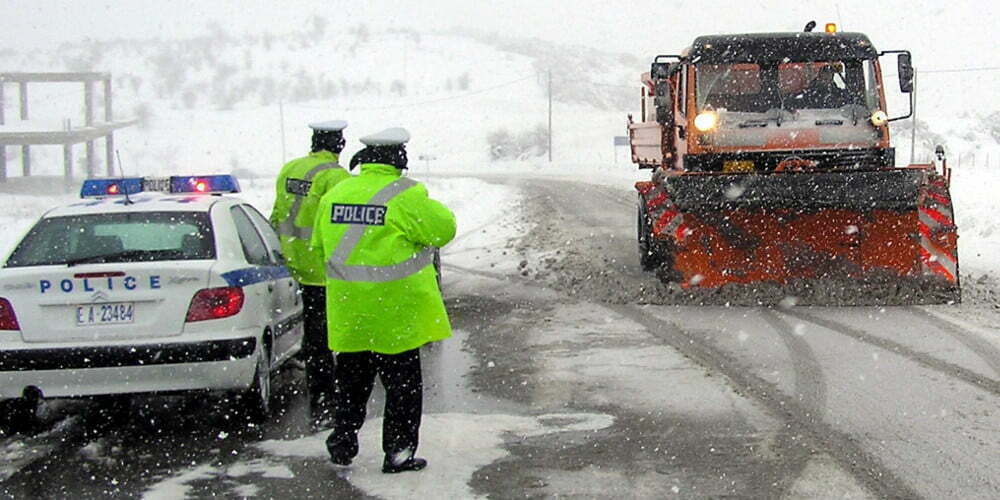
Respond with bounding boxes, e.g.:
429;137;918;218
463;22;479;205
608;304;922;500
450;176;920;498
759;308;829;421
779;308;1000;397
908;307;1000;377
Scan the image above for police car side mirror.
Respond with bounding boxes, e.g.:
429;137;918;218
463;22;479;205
272;250;286;265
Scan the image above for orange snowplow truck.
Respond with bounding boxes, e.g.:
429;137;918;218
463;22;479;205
629;24;960;304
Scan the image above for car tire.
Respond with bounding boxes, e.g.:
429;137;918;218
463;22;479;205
0;397;41;434
241;339;272;423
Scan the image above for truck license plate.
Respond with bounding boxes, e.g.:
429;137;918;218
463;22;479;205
75;302;135;326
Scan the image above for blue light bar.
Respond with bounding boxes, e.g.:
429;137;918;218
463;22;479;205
80;178;145;198
169;175;241;194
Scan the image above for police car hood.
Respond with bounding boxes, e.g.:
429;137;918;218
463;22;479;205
1;261;212;343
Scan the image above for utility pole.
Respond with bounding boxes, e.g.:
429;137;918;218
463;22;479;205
910;69;917;164
547;69;552;162
279;99;286;163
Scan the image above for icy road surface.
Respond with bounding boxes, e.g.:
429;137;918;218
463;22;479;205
1;174;998;499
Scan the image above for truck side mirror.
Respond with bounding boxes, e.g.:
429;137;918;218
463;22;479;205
897;53;914;93
651;62;670;80
653;81;672;124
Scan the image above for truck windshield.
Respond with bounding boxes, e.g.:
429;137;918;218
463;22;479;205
5;212;215;267
695;59;878;114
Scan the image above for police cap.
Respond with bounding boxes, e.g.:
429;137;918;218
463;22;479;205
359;127;410;146
308;120;348;132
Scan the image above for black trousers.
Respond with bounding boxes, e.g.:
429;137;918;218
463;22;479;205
325;349;422;459
300;285;336;420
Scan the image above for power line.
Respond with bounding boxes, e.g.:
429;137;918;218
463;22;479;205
917;66;1000;74
286;74;536;112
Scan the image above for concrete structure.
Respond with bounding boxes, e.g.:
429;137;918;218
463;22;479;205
0;72;135;183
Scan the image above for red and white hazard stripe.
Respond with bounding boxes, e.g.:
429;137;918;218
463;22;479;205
917;206;957;282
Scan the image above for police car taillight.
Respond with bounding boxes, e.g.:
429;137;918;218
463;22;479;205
0;298;20;331
185;287;245;322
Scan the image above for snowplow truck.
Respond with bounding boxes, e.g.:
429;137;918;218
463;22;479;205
629;25;960;305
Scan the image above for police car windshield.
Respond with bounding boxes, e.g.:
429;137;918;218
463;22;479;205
5;212;215;268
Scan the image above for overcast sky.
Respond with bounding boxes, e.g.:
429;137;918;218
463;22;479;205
4;0;994;72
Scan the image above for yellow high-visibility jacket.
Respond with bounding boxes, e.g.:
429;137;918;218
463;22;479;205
312;163;456;354
270;151;350;285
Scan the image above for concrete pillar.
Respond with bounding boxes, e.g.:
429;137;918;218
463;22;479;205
106;132;115;176
19;82;27;120
84;81;94;126
86;140;96;178
103;77;112;122
0;83;5;125
21;145;30;176
1;146;6;182
63;143;73;182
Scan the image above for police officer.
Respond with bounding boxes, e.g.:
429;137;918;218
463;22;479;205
270;120;351;430
311;127;456;473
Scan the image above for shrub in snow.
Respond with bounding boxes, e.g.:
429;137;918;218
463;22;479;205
985;111;1000;144
487;124;549;161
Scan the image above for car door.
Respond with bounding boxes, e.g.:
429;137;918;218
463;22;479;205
238;204;302;363
228;205;284;361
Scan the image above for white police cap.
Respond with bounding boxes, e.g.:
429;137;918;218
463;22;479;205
308;120;348;132
359;127;410;146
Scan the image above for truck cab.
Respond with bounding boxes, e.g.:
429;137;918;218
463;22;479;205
630;30;914;173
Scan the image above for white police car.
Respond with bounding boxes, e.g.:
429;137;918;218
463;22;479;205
0;175;302;422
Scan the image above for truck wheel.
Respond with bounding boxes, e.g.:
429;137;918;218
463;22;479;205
638;204;665;271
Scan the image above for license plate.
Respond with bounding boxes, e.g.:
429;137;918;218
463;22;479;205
75;302;135;326
723;160;755;173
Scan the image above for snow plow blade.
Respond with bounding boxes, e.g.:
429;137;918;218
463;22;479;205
639;168;960;305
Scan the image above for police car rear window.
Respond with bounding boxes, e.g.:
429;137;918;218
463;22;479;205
5;212;215;268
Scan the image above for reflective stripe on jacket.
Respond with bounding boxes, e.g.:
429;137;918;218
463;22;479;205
270;151;350;285
312;163;456;354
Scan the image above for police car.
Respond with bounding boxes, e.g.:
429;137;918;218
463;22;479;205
0;175;303;422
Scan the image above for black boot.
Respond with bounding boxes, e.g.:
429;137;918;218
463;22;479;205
329;453;353;466
382;456;427;474
326;433;358;466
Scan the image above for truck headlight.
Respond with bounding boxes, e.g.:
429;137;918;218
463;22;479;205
694;111;720;132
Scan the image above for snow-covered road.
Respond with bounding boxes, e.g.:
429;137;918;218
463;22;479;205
1;173;998;499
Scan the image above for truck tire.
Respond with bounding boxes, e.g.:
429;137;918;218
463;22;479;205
638;204;666;271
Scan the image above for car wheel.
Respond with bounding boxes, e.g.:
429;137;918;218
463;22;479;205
242;340;272;423
0;397;41;434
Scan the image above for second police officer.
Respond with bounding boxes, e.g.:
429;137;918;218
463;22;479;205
270;120;351;430
312;127;456;473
